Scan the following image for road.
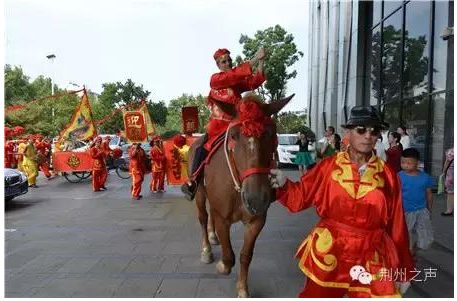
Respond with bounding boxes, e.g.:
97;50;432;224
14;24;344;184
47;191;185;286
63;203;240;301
4;169;454;297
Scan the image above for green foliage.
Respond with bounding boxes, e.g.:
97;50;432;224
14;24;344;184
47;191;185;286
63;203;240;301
4;64;35;107
236;25;303;102
165;94;210;133
275;111;307;134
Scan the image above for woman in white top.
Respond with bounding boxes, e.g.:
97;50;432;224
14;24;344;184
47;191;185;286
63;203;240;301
398;126;410;150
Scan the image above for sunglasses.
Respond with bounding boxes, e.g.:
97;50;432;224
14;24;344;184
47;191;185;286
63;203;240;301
350;126;381;136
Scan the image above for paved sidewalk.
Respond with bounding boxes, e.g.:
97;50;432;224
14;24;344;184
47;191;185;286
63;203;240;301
4;170;454;297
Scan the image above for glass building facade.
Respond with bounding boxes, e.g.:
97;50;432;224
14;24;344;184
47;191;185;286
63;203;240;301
308;0;454;178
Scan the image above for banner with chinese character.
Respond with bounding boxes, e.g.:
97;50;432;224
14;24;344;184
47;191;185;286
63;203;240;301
123;111;148;143
59;90;97;141
139;101;157;136
163;136;199;185
182;106;199;135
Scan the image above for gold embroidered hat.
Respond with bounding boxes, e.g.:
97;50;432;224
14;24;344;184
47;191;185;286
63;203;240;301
341;106;387;129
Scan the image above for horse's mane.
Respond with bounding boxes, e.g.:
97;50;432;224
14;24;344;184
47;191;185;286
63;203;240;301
236;94;273;138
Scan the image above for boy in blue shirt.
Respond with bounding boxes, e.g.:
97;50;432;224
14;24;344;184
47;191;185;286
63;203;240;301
399;148;435;256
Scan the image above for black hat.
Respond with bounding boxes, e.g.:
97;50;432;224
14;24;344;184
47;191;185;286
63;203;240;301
341;106;387;129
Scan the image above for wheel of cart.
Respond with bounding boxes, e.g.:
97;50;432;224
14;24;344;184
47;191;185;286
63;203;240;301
63;171;92;183
114;157;131;179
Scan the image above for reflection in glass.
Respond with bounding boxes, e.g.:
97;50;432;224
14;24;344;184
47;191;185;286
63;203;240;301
403;1;430;98
372;0;382;27
370;25;382;106
383;1;403;18
382;10;402;103
433;1;449;91
402;96;428;163
430;93;446;177
382;101;401;130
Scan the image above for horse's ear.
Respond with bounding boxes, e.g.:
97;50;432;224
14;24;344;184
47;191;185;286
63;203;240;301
262;94;295;116
211;99;237;117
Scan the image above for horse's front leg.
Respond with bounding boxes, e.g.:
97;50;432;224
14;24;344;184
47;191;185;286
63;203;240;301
237;214;267;298
213;212;235;275
196;184;213;263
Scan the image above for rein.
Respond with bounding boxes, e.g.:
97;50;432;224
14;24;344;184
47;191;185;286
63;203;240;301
223;120;273;192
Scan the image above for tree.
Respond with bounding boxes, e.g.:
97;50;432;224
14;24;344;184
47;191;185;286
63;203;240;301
276;111;308;134
4;65;35;107
236;25;303;102
164;94;210;133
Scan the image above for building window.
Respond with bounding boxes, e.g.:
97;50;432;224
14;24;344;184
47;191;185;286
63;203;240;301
403;1;430;98
370;25;382;106
372;0;382;27
433;1;449;92
383;0;403;18
382;101;401;130
401;95;428;162
382;9;403;103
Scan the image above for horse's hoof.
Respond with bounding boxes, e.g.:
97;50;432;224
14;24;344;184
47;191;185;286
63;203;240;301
201;251;214;264
237;289;250;298
216;260;231;275
209;232;220;245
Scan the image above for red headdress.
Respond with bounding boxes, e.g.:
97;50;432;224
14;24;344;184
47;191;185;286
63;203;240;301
213;48;230;60
173;134;186;148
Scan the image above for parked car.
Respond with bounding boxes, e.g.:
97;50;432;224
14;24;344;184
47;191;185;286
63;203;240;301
277;134;299;167
4;168;28;202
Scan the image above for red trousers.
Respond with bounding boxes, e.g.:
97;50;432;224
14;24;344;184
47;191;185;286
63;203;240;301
92;169;107;191
131;169;144;197
205;119;230;151
39;162;52;178
150;171;165;191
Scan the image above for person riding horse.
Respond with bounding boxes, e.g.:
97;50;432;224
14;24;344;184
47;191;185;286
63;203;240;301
181;47;267;200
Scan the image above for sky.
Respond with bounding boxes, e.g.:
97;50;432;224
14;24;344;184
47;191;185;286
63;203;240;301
4;0;309;112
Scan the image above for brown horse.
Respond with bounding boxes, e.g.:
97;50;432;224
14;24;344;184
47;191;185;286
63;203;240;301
188;93;294;297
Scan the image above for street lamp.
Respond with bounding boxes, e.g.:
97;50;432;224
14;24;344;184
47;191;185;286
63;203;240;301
46;54;56;95
46;54;56;135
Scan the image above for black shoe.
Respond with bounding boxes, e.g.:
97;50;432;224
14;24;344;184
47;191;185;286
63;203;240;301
441;211;453;216
181;182;196;201
100;186;107;190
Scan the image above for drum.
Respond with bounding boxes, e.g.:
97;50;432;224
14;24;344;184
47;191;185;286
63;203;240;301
36;153;47;165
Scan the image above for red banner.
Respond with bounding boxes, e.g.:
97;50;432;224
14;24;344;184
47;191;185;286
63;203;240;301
182;106;199;135
163;136;198;185
123;111;147;143
52;151;92;172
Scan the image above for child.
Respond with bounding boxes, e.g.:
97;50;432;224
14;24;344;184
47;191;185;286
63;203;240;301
399;148;435;255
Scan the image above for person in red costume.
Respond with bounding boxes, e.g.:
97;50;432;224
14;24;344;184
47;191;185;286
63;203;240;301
129;143;147;200
181;47;267;200
34;134;52;179
90;137;107;192
150;136;166;193
269;106;414;298
4;140;15;168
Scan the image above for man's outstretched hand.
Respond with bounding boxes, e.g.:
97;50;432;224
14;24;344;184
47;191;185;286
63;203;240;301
269;169;287;188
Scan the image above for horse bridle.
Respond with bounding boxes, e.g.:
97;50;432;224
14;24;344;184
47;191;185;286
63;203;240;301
223;120;274;192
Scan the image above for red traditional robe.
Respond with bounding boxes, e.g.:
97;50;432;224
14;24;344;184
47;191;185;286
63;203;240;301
34;140;52;178
90;146;107;191
205;62;266;150
129;146;147;198
150;145;166;192
4;141;15;168
101;140;111;157
276;152;415;297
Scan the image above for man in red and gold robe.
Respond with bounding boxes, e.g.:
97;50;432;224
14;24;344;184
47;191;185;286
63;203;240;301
150;136;166;193
34;134;52;179
181;47;267;200
90;137;107;192
270;106;414;297
129;143;147;200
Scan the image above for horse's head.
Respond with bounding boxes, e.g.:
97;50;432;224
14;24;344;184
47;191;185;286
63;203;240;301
214;93;294;216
